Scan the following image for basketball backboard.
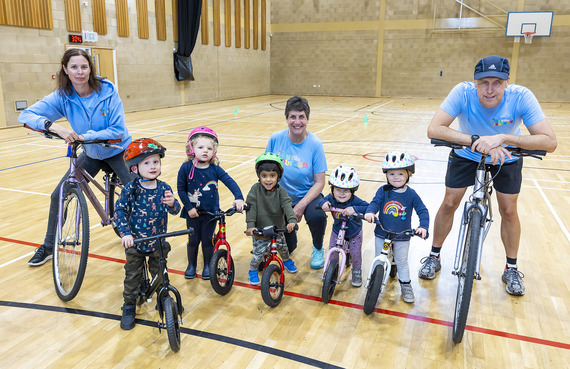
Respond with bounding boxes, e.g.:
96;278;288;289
506;11;553;37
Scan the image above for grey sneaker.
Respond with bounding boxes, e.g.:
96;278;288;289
400;283;415;303
502;268;525;296
351;270;362;287
418;255;441;280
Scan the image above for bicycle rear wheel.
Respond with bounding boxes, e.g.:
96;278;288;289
452;208;481;343
363;264;384;315
53;186;90;301
321;258;339;304
107;183;121;237
210;249;235;296
162;295;181;352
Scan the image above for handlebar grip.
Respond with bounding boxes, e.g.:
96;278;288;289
431;138;464;150
133;227;195;244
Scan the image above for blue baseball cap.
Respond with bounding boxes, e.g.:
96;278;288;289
474;55;510;80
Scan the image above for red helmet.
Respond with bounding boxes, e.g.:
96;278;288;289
186;126;218;156
124;138;166;171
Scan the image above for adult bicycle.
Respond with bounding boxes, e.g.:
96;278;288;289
26;125;124;301
431;138;546;343
134;228;194;353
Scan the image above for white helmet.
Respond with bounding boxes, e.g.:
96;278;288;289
382;151;415;174
329;165;360;190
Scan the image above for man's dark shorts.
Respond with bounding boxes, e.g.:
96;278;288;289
445;150;523;194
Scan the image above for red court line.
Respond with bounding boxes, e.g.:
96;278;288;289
3;236;569;350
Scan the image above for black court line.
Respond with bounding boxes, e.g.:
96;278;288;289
0;300;344;369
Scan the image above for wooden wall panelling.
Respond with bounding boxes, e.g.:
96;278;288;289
261;0;265;50
115;0;129;37
244;0;249;49
201;0;208;44
234;0;240;48
1;0;52;29
136;0;149;39
213;0;220;46
155;0;166;41
92;0;107;35
252;0;257;50
65;0;81;32
224;0;231;46
172;0;177;41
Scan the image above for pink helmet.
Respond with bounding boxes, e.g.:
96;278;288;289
186;126;218;156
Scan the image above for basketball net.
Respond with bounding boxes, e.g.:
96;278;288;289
523;32;535;44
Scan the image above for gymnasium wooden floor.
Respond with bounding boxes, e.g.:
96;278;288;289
0;95;568;368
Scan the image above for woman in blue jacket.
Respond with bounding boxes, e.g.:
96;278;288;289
19;48;136;267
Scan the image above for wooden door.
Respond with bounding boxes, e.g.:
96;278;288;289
91;48;116;86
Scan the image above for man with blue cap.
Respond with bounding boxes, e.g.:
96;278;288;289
419;55;557;296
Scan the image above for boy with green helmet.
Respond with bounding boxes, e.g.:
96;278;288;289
245;153;298;285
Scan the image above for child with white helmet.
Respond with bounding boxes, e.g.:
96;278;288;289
318;165;369;287
364;151;429;303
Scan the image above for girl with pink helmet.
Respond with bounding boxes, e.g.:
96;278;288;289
177;126;245;280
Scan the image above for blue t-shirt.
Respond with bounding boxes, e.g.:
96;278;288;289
440;82;545;163
266;129;327;204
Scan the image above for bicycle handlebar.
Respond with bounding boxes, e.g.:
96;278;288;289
251;224;299;238
374;220;428;239
431;138;546;160
133;227;195;244
198;204;249;218
325;206;366;221
24;124;122;148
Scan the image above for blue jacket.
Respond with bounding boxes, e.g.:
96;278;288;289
18;78;132;160
318;194;369;239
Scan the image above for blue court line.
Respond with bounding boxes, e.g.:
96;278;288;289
0;156;66;172
0;300;344;369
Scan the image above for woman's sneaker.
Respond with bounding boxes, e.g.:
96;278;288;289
248;270;260;285
310;246;325;269
283;258;298;273
351;270;362;287
400;283;415;303
28;245;53;266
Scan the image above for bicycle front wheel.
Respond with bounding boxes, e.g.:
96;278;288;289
363;264;384;315
321;258;339;304
53;186;90;301
261;264;284;307
210;249;235;296
162;295;181;352
452;207;481;343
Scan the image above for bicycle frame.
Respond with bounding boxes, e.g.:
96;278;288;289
453;157;493;281
212;214;233;272
364;235;394;292
60;142;122;228
264;236;285;284
321;208;361;282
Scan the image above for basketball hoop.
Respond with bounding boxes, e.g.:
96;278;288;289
523;32;535;44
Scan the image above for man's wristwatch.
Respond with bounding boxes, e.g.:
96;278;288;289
470;134;480;146
44;120;53;131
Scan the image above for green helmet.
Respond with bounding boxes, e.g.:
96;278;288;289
255;152;284;179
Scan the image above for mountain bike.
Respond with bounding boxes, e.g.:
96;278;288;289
134;227;194;353
431;138;546;343
198;206;244;295
25;125;123;302
252;225;297;307
320;207;366;304
363;222;425;314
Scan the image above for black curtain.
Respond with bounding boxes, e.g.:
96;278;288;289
174;0;203;81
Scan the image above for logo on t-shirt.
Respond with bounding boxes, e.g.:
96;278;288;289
492;118;513;126
383;201;407;220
